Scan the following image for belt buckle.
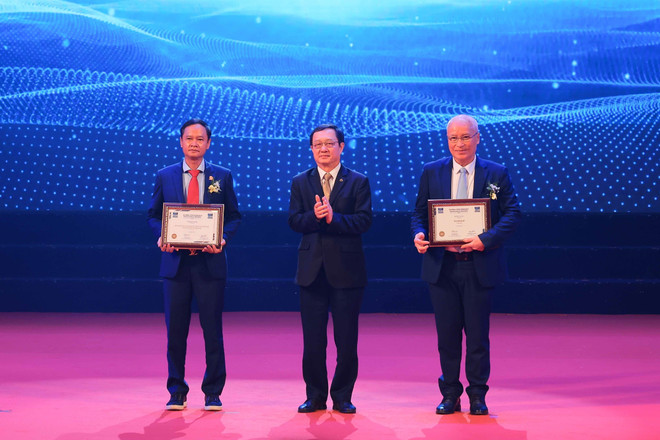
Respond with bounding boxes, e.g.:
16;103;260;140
455;252;471;261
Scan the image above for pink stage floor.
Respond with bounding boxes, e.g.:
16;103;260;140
1;312;659;440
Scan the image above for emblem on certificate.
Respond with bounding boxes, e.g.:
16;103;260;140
161;203;224;249
428;198;491;247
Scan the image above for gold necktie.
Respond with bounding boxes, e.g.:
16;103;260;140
322;173;333;199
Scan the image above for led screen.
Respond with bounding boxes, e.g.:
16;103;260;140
1;0;658;212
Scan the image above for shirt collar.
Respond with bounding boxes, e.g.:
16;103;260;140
183;160;206;173
317;163;341;180
452;157;476;175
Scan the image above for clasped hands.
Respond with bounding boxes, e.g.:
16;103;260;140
157;236;226;255
414;232;484;254
314;194;333;223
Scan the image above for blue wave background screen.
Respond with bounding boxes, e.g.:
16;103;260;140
0;0;658;212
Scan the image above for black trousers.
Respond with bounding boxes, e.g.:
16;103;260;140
164;254;226;397
300;268;364;404
428;254;492;399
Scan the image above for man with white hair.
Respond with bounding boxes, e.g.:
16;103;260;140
411;115;521;415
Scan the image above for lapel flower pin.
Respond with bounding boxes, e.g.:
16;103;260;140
487;183;500;200
208;175;221;193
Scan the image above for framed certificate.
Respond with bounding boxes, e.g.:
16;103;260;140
428;198;491;247
161;203;224;249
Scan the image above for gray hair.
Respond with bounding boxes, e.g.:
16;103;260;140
447;114;479;132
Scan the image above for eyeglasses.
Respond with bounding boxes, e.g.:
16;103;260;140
448;132;479;143
312;141;338;150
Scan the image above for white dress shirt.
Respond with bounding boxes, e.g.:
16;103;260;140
451;157;476;199
182;159;206;202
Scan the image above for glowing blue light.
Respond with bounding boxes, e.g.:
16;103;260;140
0;0;657;213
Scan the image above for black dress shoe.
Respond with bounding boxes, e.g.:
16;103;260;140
166;393;187;411
436;397;461;414
469;397;488;415
298;399;327;413
204;395;223;411
332;401;356;414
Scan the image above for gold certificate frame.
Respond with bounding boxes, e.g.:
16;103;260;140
427;198;491;247
161;203;224;249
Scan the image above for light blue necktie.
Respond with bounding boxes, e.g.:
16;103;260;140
457;167;468;199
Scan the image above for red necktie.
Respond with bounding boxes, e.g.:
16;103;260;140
187;169;200;204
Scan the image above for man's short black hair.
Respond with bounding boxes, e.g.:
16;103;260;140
180;118;212;138
309;124;344;145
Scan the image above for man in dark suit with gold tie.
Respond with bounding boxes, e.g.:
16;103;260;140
147;118;241;411
412;115;521;416
288;124;372;414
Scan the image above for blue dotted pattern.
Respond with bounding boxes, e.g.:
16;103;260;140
0;0;658;212
2;121;657;212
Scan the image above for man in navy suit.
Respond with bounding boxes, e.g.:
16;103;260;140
147;118;241;411
411;115;521;415
288;124;372;414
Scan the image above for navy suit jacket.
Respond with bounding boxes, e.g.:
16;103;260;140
147;160;241;279
288;165;372;289
411;156;521;287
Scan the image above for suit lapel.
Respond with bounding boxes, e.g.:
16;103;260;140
441;159;452;199
202;162;211;203
473;157;487;198
329;165;348;205
308;168;325;200
171;161;185;203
